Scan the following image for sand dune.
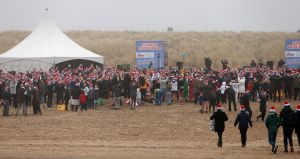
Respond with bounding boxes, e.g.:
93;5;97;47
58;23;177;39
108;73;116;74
1;31;299;68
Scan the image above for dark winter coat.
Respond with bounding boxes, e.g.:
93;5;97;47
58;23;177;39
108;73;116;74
113;84;121;97
71;87;81;99
226;87;235;99
64;89;71;101
17;87;25;103
259;96;267;112
265;112;281;132
2;90;11;100
210;109;228;132
234;111;252;129
240;94;250;110
31;87;39;106
295;111;300;134
279;106;296;127
130;83;137;97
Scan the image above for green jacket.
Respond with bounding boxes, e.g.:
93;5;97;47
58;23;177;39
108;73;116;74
265;112;281;132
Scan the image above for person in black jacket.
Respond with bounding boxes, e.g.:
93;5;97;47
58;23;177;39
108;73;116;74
295;105;300;152
2;87;11;116
234;105;253;147
226;86;236;111
283;72;293;99
240;91;252;121
279;101;296;152
210;103;228;147
47;82;54;107
257;91;267;122
130;80;137;110
64;87;70;111
32;84;41;115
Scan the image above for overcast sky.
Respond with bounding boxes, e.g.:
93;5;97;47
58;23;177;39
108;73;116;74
0;0;299;32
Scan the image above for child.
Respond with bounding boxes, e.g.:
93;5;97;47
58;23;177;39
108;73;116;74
257;91;267;122
166;82;172;105
80;91;87;111
265;106;281;154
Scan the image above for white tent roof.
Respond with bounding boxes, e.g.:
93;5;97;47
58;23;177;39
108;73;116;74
0;18;103;72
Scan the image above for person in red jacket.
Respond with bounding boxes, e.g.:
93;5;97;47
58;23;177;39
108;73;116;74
247;80;254;101
80;91;87;111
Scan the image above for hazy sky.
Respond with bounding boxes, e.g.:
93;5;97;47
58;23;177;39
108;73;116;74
0;0;299;32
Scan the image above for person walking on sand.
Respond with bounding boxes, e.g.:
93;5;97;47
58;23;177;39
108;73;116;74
265;106;281;154
210;103;228;147
279;101;296;152
234;105;253;147
295;105;300;152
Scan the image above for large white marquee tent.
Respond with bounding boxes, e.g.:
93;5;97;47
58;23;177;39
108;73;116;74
0;18;104;72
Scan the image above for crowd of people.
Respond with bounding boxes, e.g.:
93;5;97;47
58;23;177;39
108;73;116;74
1;60;300;154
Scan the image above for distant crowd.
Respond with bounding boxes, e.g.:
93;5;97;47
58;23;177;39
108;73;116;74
1;59;300;154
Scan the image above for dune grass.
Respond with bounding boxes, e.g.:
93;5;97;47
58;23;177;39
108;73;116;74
1;31;300;68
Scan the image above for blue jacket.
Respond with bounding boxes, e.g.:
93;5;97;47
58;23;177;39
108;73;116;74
234;111;253;129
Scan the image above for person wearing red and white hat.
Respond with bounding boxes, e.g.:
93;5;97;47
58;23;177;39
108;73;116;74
265;106;281;154
234;105;253;147
279;100;296;152
210;103;228;147
295;105;300;152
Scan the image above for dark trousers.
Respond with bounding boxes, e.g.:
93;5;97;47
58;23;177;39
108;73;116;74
47;96;53;107
246;108;252;121
273;88;281;102
71;105;78;112
257;110;266;121
284;87;292;99
56;94;63;104
283;126;294;148
89;98;95;108
221;94;226;105
296;131;300;146
194;92;199;104
294;87;300;100
12;94;18;109
64;99;69;111
3;100;9;116
81;104;87;111
268;130;277;149
239;128;248;145
228;97;236;111
171;91;179;101
140;88;147;102
217;131;223;147
131;97;136;109
33;102;41;115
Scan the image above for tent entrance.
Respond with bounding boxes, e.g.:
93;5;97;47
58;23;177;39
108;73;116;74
55;59;103;71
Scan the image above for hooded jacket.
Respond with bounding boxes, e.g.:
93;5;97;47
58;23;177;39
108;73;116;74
265;112;281;132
